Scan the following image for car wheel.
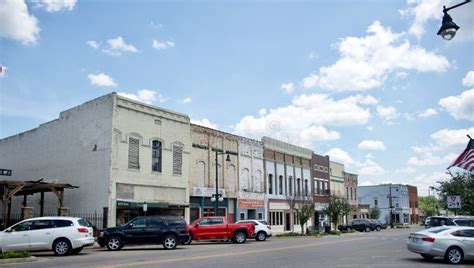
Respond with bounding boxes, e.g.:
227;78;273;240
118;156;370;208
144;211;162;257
445;246;463;264
365;226;371;232
53;238;72;256
106;236;123;251
162;235;178;250
256;231;267;241
183;234;192;245
233;231;247;244
376;226;381;231
421;254;434;260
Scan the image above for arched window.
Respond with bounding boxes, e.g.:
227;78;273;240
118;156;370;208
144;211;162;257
128;137;140;170
289;176;293;196
268;174;273;194
227;164;236;192
152;140;162;172
196;161;205;187
304;179;308;196
241;168;250;191
254;170;262;192
297;178;301;196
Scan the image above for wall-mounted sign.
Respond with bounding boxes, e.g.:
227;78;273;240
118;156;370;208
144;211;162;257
238;199;264;209
0;169;12;176
193;187;226;197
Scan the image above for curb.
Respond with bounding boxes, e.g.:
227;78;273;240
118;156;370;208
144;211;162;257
0;256;37;264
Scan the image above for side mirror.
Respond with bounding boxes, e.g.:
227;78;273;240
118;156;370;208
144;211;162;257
4;228;12;233
128;223;134;229
194;223;199;227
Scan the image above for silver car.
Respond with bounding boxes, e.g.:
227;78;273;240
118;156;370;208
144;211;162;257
407;226;474;264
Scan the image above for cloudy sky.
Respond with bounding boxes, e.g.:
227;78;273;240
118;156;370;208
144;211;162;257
1;0;473;195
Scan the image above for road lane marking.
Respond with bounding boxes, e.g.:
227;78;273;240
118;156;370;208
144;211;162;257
96;236;374;268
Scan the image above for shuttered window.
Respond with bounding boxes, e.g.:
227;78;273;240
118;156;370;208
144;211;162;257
128;137;140;169
172;145;183;175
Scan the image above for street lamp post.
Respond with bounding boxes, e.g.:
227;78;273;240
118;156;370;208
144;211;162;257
212;149;231;216
437;0;471;40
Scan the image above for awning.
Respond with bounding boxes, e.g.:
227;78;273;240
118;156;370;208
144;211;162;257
116;199;189;209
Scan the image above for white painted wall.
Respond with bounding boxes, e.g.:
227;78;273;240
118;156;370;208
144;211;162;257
0;94;114;221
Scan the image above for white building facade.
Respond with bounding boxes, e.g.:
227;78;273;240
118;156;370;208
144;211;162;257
358;184;410;225
0;93;191;228
237;137;265;221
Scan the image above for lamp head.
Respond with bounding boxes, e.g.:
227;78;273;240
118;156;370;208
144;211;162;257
437;10;460;40
225;152;231;162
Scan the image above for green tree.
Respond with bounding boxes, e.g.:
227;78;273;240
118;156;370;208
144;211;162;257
286;195;315;235
438;173;474;215
323;196;351;231
370;208;380;219
418;196;441;216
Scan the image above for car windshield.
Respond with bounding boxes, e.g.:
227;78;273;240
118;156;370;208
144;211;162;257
258;220;268;225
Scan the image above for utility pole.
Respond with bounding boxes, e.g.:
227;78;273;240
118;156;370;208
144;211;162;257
389;185;394;229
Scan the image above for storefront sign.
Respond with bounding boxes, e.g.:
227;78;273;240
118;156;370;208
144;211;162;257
314;202;329;211
117;201;131;207
238;199;264;209
192;187;226;197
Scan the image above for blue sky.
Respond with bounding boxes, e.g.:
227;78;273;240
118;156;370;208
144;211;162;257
1;0;473;195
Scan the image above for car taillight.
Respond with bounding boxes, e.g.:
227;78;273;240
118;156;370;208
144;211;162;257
422;237;435;243
77;227;89;233
267;225;271;230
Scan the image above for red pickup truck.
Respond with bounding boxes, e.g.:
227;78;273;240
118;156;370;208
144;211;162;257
184;216;255;244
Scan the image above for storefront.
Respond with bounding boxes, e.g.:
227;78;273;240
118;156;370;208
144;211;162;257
189;187;236;223
116;200;187;225
237;198;265;221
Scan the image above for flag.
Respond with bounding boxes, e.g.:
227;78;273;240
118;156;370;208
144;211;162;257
448;138;474;172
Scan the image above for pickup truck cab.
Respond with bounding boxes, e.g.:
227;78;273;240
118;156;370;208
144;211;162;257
185;216;255;244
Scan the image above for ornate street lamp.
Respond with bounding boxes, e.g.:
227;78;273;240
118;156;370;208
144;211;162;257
437;0;471;40
212;149;231;216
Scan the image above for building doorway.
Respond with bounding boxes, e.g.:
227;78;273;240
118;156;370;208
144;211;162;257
285;213;291;231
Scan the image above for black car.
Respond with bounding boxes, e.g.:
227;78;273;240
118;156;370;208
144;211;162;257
97;216;190;250
338;219;382;232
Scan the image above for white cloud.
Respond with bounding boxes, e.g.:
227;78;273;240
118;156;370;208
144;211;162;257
309;51;319;60
88;73;117;87
408;153;457;166
258;108;267;116
191;118;217;129
411;127;474;153
103;36;138;56
377;105;398;121
152;40;175;50
179;97;192;104
86;40;100;49
281;82;295;94
419;108;438;118
359;181;376;186
358;158;385;176
439;89;474;121
358;140;386;151
0;0;40;45
367;126;374;131
118;90;167;104
301;21;449;92
411;171;451;196
395;167;416;174
401;0;474;40
33;0;77;12
326;148;354;166
463;71;474;86
233;93;375;147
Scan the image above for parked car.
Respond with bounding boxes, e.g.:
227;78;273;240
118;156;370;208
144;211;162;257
0;217;94;256
368;219;384;231
425;216;474;228
236;220;272;241
424;216;432;227
97;216;189;250
407;226;474;264
338;219;382;232
185;216;255;244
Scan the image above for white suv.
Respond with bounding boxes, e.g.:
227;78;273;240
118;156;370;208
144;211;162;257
0;217;95;256
236;220;272;241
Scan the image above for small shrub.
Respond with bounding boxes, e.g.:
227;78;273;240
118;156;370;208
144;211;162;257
0;251;30;259
275;232;303;237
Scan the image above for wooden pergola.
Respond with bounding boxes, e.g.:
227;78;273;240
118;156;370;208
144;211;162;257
0;179;78;228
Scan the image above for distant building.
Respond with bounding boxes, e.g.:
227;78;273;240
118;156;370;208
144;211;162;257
313;154;331;227
407;185;419;224
358;184;411;225
344;172;359;221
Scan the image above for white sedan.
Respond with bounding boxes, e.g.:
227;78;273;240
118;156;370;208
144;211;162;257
0;217;95;256
407;226;474;264
236;220;272;241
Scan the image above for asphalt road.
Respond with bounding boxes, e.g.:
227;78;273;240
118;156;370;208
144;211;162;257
3;227;474;268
